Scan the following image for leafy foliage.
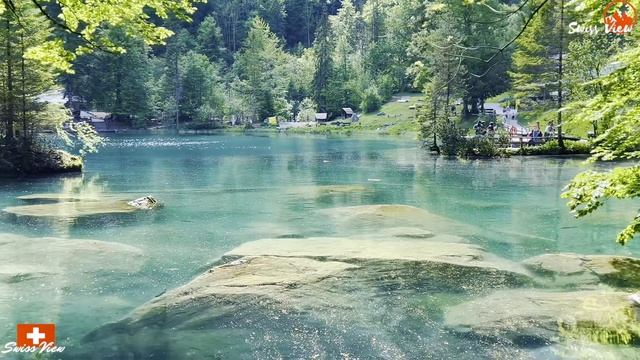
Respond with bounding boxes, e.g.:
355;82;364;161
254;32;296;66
1;0;201;72
516;140;591;155
562;39;640;244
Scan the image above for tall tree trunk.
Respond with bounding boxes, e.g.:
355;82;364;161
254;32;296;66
174;54;181;130
115;57;123;118
470;99;478;114
445;56;451;121
20;31;27;146
5;14;15;144
305;0;311;47
432;96;437;146
557;0;565;150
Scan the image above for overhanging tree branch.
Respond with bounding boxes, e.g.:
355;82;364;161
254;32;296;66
470;0;533;25
431;0;550;80
28;0;116;53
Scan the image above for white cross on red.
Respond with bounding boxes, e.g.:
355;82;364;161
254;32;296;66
26;327;46;345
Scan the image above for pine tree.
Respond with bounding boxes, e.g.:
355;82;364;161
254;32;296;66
196;15;226;62
234;17;288;122
509;0;562;104
312;16;335;113
1;0;56;145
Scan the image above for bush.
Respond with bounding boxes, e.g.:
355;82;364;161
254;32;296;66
437;121;466;156
516;140;592;155
360;87;382;113
435;121;508;158
377;74;396;102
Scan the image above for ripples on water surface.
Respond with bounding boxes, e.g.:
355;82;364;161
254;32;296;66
1;133;638;359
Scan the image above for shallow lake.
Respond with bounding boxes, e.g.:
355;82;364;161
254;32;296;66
1;133;638;359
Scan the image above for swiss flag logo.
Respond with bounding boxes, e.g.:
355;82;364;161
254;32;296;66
16;324;56;347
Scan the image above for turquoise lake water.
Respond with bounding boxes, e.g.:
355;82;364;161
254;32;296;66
1;133;638;359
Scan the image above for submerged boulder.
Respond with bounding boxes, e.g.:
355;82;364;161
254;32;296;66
225;237;532;288
356;226;435;239
17;193;112;202
79;236;534;359
444;288;638;346
80;256;358;359
113;256;356;321
0;233;144;346
4;200;138;217
4;194;160;218
317;204;478;237
287;184;373;199
0;233;144;281
522;253;640;288
355;227;471;243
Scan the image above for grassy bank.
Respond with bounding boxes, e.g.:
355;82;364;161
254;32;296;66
356;93;422;135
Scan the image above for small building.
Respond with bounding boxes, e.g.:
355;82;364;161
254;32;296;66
341;108;354;119
315;113;328;122
80;111;112;132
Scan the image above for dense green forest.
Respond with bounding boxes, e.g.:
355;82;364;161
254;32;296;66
60;0;421;128
0;0;633;131
0;0;639;243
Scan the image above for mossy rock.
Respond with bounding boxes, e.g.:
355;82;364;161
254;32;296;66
444;289;639;346
522;253;640;288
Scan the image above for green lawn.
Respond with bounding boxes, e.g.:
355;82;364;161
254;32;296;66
357;92;423;135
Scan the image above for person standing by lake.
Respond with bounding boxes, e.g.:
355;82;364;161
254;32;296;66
545;121;556;138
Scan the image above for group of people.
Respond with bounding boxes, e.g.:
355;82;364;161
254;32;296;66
473;120;498;136
528;121;557;144
472;118;558;146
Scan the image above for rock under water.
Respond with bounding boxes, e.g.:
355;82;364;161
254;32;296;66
522;253;640;288
317;204;479;237
444;288;638;346
0;233;145;344
0;233;144;282
224;237;531;282
4;200;139;217
76;234;536;359
4;194;160;218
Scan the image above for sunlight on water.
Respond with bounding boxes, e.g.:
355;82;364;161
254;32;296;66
1;133;638;359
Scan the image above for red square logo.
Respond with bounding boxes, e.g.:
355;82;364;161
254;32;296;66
16;324;56;347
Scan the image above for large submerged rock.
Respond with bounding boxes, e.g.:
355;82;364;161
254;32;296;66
0;233;144;281
0;233;145;347
223;238;534;293
80;234;534;359
80;255;359;359
317;204;478;237
110;256;357;323
4;194;159;218
354;227;471;243
286;184;373;199
4;200;137;217
226;237;528;277
522;253;640;288
444;288;638;346
17;193;113;202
